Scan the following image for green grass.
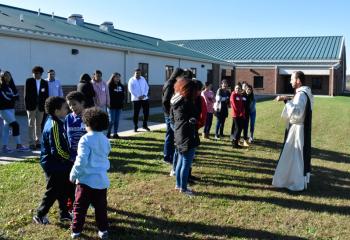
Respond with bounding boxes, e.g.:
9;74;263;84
1;97;349;239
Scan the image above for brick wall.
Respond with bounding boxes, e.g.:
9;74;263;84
235;68;277;94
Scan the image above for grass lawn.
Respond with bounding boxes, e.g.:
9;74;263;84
1;97;349;240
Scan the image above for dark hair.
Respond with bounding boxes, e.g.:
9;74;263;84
193;79;203;91
0;71;12;85
47;69;55;73
134;68;141;72
66;91;85;103
183;69;194;80
205;81;212;87
294;71;305;85
32;66;44;74
45;96;66;115
94;70;102;75
82;107;109;131
174;78;196;101
80;73;92;83
107;72;121;88
168;68;184;81
221;79;228;85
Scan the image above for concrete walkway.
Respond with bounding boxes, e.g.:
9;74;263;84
0;107;165;164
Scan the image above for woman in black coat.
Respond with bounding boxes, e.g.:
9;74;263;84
77;73;95;108
170;78;199;196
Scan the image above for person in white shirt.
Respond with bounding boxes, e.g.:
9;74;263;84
128;68;150;132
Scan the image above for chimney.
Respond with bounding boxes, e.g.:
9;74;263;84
38;8;40;16
67;14;84;26
51;12;55;20
20;14;24;22
99;21;114;32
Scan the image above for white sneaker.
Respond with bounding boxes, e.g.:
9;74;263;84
71;232;81;239
169;169;175;176
214;136;220;140
98;230;108;239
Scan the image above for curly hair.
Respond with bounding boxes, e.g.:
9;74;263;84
32;66;44;74
82;107;109;131
45;96;66;115
66;91;85;103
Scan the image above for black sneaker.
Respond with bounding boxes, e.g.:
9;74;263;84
113;134;120;139
60;212;73;222
33;215;50;225
143;126;151;131
134;127;138;132
36;143;41;149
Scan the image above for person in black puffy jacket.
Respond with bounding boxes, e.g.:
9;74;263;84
170;78;199;196
162;68;184;165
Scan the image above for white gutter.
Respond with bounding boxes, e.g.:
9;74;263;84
0;25;231;66
227;59;339;64
338;36;345;59
235;64;336;68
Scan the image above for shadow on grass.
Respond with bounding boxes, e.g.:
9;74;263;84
101;208;307;240
197;191;350;216
255;139;350;164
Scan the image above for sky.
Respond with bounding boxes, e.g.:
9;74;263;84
1;0;349;73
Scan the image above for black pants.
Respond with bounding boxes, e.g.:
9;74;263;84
231;117;244;144
37;171;71;218
133;100;149;128
243;114;250;140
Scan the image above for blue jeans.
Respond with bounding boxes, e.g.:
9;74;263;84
163;116;174;163
107;108;121;134
0;109;21;145
172;148;179;172
250;111;256;138
175;148;196;191
204;112;213;135
215;114;226;137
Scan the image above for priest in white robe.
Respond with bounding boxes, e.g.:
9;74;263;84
272;71;313;191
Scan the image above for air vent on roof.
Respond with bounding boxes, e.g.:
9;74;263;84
67;14;84;26
99;21;114;32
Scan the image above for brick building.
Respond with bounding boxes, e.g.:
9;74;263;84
170;36;347;96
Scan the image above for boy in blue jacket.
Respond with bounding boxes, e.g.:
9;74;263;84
33;96;72;224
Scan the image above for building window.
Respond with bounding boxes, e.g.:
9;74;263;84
138;63;149;81
190;68;197;78
165;65;174;81
253;76;264;88
312;77;322;90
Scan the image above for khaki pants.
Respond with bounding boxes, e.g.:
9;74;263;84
27;108;44;145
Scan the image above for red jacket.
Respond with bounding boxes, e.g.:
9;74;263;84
230;92;245;118
197;96;207;129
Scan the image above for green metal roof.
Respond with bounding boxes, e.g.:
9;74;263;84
169;36;344;64
0;4;227;64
